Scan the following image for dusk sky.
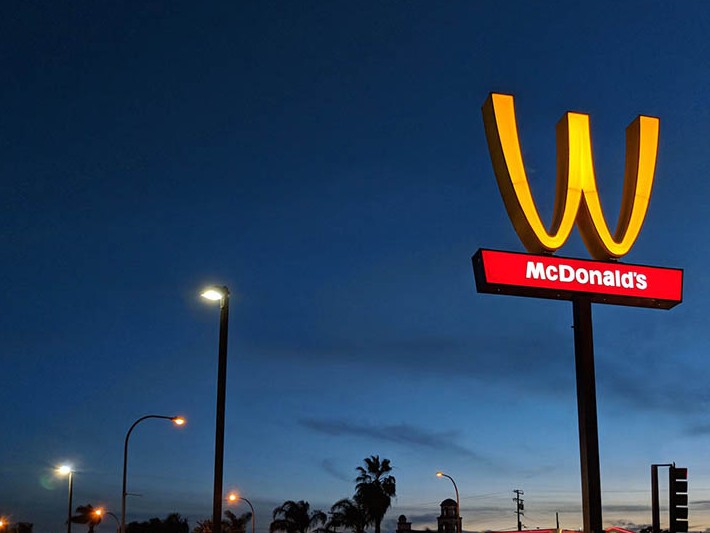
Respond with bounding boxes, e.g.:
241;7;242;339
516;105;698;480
3;3;710;533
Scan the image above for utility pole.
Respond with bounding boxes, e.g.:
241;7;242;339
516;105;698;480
513;489;524;531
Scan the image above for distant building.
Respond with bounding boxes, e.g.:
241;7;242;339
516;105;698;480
396;499;461;533
395;502;636;533
483;526;635;533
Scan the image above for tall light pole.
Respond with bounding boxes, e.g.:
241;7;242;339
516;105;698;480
57;465;74;533
227;493;255;533
436;472;460;533
121;415;185;533
201;285;231;533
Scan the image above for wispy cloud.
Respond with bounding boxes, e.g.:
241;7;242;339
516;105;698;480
691;500;710;510
604;503;652;513
300;418;488;462
256;307;709;424
320;457;353;483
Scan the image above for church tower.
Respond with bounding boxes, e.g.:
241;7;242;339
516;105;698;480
437;498;461;533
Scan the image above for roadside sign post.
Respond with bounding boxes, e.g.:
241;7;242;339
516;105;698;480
476;93;684;533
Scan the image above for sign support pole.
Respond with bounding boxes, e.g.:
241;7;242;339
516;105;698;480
651;464;660;533
573;297;603;533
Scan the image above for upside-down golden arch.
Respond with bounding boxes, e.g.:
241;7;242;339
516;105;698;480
481;93;659;260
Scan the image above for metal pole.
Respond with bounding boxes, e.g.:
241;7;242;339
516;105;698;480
453;481;460;533
106;511;121;533
121;415;176;533
240;497;255;533
66;471;74;533
212;290;230;533
572;298;602;533
438;473;460;533
652;465;660;533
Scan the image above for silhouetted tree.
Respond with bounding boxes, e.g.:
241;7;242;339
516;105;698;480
8;523;33;533
70;505;102;533
327;498;368;533
224;510;252;533
270;501;326;533
192;511;251;533
128;514;190;533
192;519;212;533
192;520;212;533
354;456;396;533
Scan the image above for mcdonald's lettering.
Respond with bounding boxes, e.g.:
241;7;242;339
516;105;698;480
472;249;683;309
482;93;659;260
524;260;647;290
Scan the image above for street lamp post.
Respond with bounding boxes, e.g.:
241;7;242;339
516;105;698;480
58;465;74;533
227;493;255;533
436;472;460;533
121;415;185;533
96;509;120;533
201;286;231;533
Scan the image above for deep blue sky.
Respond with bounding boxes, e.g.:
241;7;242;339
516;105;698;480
3;2;710;533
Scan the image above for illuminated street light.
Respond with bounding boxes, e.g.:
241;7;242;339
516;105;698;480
226;493;255;533
436;472;460;533
121;415;185;533
201;285;231;533
201;288;226;301
57;465;74;533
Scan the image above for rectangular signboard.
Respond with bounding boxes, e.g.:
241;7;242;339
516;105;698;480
473;249;683;309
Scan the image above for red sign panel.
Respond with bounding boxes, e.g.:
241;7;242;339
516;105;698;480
473;249;683;309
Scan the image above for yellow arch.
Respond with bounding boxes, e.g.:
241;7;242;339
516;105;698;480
482;93;659;260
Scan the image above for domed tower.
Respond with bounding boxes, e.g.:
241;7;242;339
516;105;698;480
437;499;461;533
396;515;412;533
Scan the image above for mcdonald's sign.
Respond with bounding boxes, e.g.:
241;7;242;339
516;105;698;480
474;93;683;308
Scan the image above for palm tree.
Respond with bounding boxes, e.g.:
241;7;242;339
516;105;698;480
224;510;252;533
129;513;190;533
270;501;326;533
354;456;396;533
192;520;213;533
70;505;102;533
162;513;190;533
327;498;368;533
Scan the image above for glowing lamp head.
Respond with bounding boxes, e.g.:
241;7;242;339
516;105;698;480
172;417;186;426
94;509;104;517
227;493;238;503
201;287;228;301
58;465;73;476
436;471;444;477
